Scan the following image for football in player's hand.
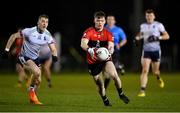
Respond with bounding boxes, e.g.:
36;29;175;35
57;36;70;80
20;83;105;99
96;47;110;61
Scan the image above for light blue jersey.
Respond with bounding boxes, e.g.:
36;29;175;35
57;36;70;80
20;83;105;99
140;21;166;52
20;26;54;60
39;43;51;59
105;25;126;46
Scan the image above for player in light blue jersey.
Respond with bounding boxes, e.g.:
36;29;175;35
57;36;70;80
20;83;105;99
104;15;127;89
2;28;54;89
8;14;58;104
135;9;169;97
2;31;54;89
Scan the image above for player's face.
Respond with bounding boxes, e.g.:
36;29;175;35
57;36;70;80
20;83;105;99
94;17;106;31
38;17;49;32
145;13;155;24
106;16;115;27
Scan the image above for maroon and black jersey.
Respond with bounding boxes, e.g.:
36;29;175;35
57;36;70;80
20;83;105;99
10;38;23;57
82;27;114;64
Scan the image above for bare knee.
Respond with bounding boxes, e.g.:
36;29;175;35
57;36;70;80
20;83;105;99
142;68;149;75
44;66;50;72
110;73;118;80
33;68;41;77
153;70;160;75
16;64;23;73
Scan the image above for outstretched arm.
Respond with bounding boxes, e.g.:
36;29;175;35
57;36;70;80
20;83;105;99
5;32;22;52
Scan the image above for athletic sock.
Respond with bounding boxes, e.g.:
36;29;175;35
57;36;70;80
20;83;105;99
101;95;111;106
157;76;160;80
101;95;107;101
117;88;124;95
104;78;110;89
141;87;146;91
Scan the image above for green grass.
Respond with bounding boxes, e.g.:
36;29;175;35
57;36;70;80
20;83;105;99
0;72;180;112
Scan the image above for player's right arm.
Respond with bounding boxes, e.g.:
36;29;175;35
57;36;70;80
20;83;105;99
81;30;96;60
1;32;22;58
135;32;143;41
81;36;95;58
81;38;89;51
107;30;114;54
135;24;144;41
5;32;22;52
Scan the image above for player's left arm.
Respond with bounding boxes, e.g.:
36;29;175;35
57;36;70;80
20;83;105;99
49;43;57;56
107;31;114;54
117;38;127;49
49;43;58;62
158;23;170;40
108;41;114;55
159;31;169;40
117;29;127;49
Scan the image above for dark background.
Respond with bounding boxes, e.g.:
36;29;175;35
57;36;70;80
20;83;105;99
0;0;179;72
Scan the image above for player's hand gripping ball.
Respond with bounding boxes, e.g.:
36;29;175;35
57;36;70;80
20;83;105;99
96;47;110;61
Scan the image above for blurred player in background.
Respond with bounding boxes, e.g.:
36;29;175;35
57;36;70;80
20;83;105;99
2;14;58;104
39;44;53;88
2;28;30;87
105;14;127;74
135;9;169;97
104;14;127;89
81;11;129;106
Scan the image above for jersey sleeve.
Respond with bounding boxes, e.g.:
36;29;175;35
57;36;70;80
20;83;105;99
82;30;91;40
118;28;126;40
44;30;54;44
140;24;143;33
158;23;166;33
47;35;54;44
21;28;30;38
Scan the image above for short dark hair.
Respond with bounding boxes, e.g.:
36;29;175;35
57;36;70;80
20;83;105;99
94;11;106;19
106;12;115;17
145;9;155;14
38;14;49;20
106;13;115;19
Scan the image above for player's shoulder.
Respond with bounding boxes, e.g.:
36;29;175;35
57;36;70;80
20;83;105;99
153;21;163;26
114;25;124;32
44;29;52;37
84;27;95;33
140;22;148;27
103;28;112;34
24;26;36;30
22;26;36;33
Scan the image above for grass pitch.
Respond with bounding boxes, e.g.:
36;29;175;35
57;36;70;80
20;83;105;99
0;72;180;112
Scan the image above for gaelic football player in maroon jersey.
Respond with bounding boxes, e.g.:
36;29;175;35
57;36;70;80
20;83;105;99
81;11;129;106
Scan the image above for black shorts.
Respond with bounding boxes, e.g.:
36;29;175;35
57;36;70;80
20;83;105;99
143;51;161;62
17;56;40;67
39;56;51;64
88;61;107;76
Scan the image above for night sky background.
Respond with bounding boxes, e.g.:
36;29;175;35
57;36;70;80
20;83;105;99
0;0;179;71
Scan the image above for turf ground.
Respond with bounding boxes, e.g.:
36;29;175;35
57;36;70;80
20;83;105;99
0;72;180;112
